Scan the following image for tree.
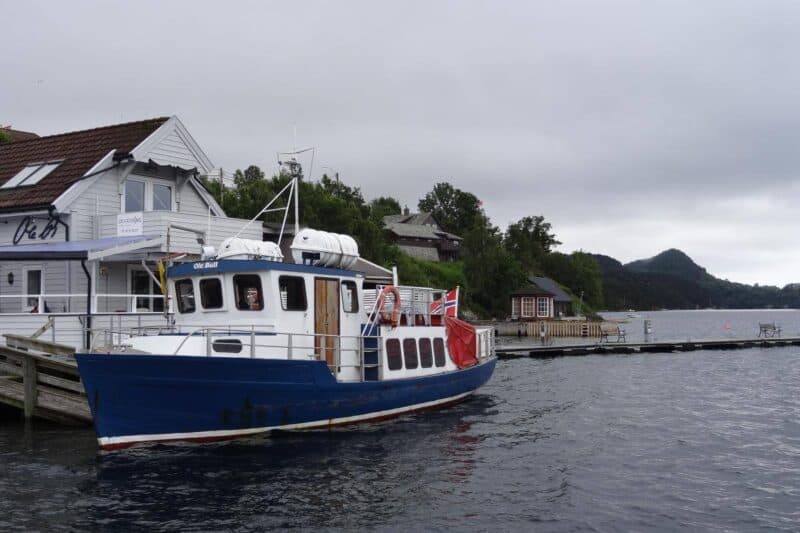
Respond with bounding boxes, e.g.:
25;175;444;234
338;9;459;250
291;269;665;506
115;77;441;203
0;130;12;144
418;182;482;234
504;215;561;273
462;217;526;317
369;196;401;221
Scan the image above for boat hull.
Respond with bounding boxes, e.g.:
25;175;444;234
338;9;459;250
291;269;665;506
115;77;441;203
75;354;497;450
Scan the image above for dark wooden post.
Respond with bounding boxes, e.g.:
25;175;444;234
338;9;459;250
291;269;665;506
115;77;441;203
22;356;37;418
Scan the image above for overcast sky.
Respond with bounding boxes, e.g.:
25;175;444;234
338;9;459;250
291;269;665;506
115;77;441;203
4;1;800;286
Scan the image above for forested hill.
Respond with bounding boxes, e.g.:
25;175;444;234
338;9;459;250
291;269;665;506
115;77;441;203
594;249;800;310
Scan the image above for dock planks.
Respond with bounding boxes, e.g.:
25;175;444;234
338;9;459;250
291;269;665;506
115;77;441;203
496;337;800;359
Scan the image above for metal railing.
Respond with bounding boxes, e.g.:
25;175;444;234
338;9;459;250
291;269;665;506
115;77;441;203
364;285;448;327
89;323;384;383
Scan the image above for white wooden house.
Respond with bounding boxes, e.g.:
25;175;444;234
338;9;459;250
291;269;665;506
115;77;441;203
0;116;261;348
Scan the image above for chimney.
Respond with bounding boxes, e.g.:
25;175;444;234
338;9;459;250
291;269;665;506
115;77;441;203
403;205;410;216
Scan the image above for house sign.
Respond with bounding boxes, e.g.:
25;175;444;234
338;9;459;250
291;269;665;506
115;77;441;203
117;213;144;236
13;214;60;245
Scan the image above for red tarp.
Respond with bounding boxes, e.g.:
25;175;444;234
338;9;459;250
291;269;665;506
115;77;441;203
446;316;479;368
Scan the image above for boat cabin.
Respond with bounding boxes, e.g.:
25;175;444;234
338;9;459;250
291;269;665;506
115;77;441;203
109;232;492;383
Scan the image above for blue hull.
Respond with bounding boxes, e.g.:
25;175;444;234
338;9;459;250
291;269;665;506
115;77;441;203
75;354;497;449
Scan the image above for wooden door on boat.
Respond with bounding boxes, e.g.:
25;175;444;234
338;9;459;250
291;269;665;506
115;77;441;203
314;278;340;367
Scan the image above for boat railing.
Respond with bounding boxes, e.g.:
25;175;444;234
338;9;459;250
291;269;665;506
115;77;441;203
91;324;385;383
364;285;448;327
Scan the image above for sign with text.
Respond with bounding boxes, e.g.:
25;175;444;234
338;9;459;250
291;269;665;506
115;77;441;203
117;213;143;236
13;214;62;245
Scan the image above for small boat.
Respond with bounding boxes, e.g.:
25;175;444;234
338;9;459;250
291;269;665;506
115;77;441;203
75;180;496;450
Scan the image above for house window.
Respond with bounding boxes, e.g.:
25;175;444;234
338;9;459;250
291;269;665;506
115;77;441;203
279;276;307;311
130;268;164;312
124;178;173;212
2;161;62;189
23;267;43;310
233;274;263;311
521;297;536;318
512;298;521;317
200;278;223;309
174;279;195;313
403;338;418;369
125;180;146;212
152;184;172;211
341;281;358;313
537;297;549;317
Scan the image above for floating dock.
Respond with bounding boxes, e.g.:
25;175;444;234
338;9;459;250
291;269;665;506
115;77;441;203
496;337;800;359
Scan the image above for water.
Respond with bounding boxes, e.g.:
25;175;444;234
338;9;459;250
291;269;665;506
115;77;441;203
2;310;800;531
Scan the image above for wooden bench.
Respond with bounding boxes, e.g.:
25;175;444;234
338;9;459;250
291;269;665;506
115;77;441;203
758;322;781;338
600;323;626;343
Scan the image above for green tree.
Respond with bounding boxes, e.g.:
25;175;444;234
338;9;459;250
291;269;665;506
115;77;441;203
369;196;401;221
504;215;561;273
418;182;482;234
462;218;526;317
0;130;12;144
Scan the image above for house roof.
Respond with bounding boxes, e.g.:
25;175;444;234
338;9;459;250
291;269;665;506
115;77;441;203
382;211;462;241
529;276;572;302
511;284;555;297
0;128;39;142
0;117;169;213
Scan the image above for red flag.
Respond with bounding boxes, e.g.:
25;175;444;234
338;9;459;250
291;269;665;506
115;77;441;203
431;287;459;318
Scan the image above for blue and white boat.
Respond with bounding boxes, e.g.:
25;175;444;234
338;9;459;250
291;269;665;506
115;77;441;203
76;181;496;450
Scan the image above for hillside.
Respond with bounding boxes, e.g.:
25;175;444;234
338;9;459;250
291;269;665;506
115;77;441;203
593;249;800;310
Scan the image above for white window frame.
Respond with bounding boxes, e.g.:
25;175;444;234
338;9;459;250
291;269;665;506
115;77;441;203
122;176;175;213
521;296;535;318
2;161;63;189
21;265;45;312
198;275;227;313
511;297;521;318
537;297;550;318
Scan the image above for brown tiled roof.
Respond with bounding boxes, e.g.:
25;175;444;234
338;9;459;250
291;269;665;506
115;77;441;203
0;117;169;212
0;128;39;142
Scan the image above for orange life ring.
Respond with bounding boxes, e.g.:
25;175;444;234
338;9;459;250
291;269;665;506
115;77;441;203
377;285;401;327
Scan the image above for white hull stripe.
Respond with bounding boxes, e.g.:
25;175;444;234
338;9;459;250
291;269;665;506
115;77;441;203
98;390;475;448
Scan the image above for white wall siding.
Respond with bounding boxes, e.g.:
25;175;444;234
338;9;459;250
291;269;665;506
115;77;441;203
146;130;206;171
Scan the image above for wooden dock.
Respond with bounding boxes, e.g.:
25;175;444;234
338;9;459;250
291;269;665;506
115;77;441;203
496;337;800;359
0;334;91;425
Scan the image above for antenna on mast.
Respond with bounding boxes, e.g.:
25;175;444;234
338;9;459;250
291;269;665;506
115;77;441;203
277;133;314;236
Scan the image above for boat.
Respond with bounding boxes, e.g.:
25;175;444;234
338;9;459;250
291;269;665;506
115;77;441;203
75;179;497;450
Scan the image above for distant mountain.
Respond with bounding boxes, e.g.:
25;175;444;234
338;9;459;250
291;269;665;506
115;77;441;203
625;249;712;282
592;249;800;310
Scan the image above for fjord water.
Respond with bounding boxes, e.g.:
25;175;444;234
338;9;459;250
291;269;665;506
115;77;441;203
2;310;800;531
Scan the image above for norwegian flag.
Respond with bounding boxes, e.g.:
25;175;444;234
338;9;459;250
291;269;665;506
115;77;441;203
431;287;459;318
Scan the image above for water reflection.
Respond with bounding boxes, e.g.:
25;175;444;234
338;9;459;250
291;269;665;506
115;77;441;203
77;396;496;531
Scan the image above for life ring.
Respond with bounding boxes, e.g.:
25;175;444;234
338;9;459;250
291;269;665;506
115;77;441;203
376;285;401;327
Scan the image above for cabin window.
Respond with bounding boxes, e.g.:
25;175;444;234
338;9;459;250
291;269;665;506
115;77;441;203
341;281;358;313
521;297;535;318
174;279;195;313
386;339;402;370
233;274;263;311
279;276;307;311
213;339;243;354
419;338;433;368
537;297;549;317
433;338;446;367
124;180;146;212
403;338;418;369
199;278;223;309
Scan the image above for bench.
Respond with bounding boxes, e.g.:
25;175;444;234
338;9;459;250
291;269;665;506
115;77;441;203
599;323;626;343
758;322;781;338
